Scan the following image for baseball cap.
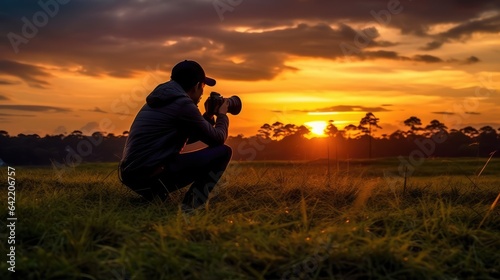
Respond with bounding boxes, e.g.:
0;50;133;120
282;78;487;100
171;60;216;89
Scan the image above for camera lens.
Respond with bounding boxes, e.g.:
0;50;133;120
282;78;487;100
227;96;242;115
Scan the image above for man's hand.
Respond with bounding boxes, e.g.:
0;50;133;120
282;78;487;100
218;99;229;115
204;98;213;116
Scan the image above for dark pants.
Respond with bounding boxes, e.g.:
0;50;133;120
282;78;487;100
121;145;232;208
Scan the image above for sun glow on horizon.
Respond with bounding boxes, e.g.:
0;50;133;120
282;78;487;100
305;121;328;137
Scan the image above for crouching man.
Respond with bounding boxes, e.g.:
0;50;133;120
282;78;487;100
119;60;232;212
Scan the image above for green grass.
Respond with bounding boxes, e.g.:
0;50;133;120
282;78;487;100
1;158;499;279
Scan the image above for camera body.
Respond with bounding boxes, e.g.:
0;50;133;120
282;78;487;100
205;92;242;116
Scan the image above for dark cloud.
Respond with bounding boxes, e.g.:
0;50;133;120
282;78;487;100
0;105;71;112
464;56;480;64
465;111;481;115
357;51;447;63
381;104;393;106
0;60;52;88
273;105;391;114
0;79;20;85
0;0;498;81
0;112;35;117
412;54;443;63
420;40;445;51
0;94;9;100
364;50;400;60
313;105;391;113
421;14;500;50
440;14;500;41
432;111;455;115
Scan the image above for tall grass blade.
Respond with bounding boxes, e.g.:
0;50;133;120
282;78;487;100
477;150;496;177
478;191;500;229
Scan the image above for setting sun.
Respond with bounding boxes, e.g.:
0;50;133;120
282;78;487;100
305;121;327;137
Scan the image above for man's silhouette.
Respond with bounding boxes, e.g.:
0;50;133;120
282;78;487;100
119;60;232;211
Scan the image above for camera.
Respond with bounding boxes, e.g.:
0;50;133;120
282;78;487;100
205;92;242;115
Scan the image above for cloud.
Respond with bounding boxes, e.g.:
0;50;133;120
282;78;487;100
363;50;401;60
0;79;20;85
273;105;392;114
0;60;52;88
440;14;500;41
420;14;500;50
464;56;480;64
420;40;445;51
84;107;107;113
0;113;35;117
0;94;9;100
432;111;455;115
412;54;443;63
465;111;481;115
0;105;71;112
361;51;447;63
313;105;391;113
0;0;498;82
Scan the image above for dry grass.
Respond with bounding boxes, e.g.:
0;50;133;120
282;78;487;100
1;159;499;279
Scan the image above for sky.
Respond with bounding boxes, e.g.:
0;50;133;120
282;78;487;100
0;0;499;137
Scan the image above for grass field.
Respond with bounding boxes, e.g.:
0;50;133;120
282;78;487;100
1;158;499;279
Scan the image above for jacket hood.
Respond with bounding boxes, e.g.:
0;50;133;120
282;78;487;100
146;80;188;108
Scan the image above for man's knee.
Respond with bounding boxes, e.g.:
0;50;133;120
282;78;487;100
222;144;232;160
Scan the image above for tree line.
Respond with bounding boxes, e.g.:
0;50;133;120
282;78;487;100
248;113;498;160
0;113;499;165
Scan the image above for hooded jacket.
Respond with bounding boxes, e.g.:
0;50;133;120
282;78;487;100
119;80;229;177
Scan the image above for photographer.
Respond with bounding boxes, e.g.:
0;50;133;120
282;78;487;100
119;60;232;212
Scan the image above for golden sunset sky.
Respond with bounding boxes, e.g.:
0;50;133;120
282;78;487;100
0;0;499;137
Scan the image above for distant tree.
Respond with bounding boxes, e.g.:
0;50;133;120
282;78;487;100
403;116;422;135
90;132;104;145
359;112;382;137
257;123;272;139
70;130;83;137
424;120;448;137
344;124;358;139
478;126;498;156
294;125;311;137
337;129;346;139
283;124;297;137
479;126;496;135
460;126;479;139
359;112;382;158
325;120;340;162
0;130;9;137
271;122;285;140
324;120;339;137
389;130;405;140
